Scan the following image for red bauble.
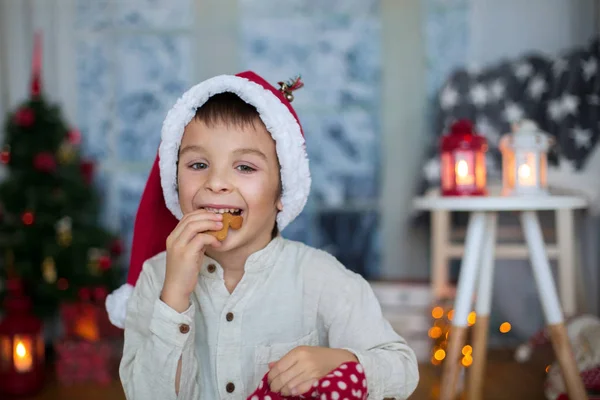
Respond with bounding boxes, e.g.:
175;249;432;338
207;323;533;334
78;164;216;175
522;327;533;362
78;288;91;302
21;212;35;225
93;286;108;302
98;256;111;271
0;149;10;164
80;160;95;185
13;107;35;127
109;239;124;256
33;152;57;173
67;129;82;145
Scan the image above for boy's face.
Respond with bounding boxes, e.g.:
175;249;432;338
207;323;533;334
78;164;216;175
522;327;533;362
177;117;283;254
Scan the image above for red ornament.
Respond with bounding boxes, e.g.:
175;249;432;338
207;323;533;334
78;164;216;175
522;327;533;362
80;160;95;185
33;152;57;173
57;278;69;291
98;256;111;271
78;288;91;302
67;129;81;145
21;212;34;225
439;119;488;196
93;286;108;302
13;107;35;127
109;239;124;256
0;278;45;396
0;149;10;164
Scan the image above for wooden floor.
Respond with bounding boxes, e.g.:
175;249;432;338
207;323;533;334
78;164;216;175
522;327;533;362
17;349;553;400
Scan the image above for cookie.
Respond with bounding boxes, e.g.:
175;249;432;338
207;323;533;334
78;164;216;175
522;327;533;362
208;212;243;241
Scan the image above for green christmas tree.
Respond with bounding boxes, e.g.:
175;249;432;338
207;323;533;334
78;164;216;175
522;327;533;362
0;35;122;318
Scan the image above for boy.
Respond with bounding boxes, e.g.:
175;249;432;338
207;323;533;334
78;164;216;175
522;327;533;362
106;71;419;400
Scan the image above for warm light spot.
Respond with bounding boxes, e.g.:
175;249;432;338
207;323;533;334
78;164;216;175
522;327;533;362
15;342;27;358
432;307;444;319
429;327;442;339
462;355;473;367
447;310;454;321
545;365;551;373
467;311;477;326
456;160;469;177
431;356;441;366
462;345;472;356
518;163;531;179
499;322;512;333
434;349;446;361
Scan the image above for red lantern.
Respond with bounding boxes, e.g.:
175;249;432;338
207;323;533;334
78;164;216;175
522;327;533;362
440;120;488;196
0;279;45;396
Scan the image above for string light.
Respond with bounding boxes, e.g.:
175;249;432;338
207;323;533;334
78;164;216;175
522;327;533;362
500;322;512;333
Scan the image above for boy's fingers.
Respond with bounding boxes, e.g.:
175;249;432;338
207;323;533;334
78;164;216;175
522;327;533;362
169;211;222;244
176;220;223;245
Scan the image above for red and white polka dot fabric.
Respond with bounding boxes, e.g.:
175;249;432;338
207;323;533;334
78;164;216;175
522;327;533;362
246;362;368;400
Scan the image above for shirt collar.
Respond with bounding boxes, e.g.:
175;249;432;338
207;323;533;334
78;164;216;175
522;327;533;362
200;235;284;279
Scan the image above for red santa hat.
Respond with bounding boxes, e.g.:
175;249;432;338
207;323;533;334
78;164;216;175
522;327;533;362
105;71;310;328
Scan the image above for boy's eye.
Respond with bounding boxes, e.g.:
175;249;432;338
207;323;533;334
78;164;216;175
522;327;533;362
236;164;256;173
190;162;207;170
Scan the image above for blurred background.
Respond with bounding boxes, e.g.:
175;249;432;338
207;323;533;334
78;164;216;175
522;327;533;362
0;0;599;399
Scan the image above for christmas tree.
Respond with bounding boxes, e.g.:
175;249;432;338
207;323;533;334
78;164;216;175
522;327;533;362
0;34;122;318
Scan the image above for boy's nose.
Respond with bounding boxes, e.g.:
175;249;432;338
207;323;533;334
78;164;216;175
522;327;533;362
204;170;232;193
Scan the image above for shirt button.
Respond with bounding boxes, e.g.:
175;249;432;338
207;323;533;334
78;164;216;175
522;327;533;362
207;264;216;273
226;312;234;322
179;324;190;334
226;382;235;393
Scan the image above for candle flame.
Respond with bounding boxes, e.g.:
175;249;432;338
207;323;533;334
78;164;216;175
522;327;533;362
16;342;27;357
456;160;469;177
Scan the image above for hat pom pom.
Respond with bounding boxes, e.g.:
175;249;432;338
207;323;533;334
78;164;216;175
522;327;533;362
105;283;134;329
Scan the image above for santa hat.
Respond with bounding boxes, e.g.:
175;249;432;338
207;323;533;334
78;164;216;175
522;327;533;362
105;71;311;328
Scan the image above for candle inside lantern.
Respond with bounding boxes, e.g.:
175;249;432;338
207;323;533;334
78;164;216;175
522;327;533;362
517;153;536;186
13;337;32;373
454;155;474;186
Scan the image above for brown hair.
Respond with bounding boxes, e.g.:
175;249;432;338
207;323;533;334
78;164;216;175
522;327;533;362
192;92;281;238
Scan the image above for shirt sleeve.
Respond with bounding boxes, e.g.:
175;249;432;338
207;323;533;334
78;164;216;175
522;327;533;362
119;260;201;400
318;263;419;400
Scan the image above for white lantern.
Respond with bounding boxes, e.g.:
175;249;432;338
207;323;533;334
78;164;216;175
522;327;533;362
499;120;553;196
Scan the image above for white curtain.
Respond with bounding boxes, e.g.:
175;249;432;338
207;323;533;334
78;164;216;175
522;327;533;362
0;0;77;132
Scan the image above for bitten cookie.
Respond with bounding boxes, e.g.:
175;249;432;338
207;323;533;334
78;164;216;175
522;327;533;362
208;213;243;241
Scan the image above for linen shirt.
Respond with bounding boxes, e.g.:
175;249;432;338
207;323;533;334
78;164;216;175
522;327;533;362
119;236;419;400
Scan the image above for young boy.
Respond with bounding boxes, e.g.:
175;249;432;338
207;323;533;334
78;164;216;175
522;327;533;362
106;71;419;400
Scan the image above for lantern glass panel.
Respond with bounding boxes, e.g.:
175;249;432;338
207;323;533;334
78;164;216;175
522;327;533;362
441;153;453;191
0;336;10;372
475;151;486;190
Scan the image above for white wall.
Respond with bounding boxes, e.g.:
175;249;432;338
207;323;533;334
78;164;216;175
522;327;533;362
469;0;597;67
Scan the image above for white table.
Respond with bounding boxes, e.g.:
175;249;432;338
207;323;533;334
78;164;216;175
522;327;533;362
413;194;588;400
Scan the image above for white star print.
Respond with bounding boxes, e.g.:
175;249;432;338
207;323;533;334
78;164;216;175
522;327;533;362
514;62;533;80
553;58;568;76
504;102;525;123
548;99;564;121
489;79;505;100
423;158;440;182
561;94;580;116
476;117;501;144
571;126;593;149
470;84;488;107
440;85;459;110
582;58;597;81
527;75;547;99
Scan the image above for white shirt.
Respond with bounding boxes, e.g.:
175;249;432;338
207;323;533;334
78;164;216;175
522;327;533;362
119;236;419;400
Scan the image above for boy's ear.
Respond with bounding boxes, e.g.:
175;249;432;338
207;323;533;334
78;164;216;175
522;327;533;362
276;198;283;211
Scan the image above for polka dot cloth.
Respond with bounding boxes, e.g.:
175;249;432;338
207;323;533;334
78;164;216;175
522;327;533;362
246;362;368;400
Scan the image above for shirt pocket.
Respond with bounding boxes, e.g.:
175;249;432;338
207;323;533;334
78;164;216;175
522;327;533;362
253;330;319;383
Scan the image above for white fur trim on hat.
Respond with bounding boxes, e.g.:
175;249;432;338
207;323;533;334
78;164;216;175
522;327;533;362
158;74;311;231
105;283;133;329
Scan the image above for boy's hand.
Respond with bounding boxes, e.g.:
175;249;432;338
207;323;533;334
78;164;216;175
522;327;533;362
267;347;358;396
161;209;223;312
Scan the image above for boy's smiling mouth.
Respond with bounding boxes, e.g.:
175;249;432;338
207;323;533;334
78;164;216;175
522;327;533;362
201;206;243;216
